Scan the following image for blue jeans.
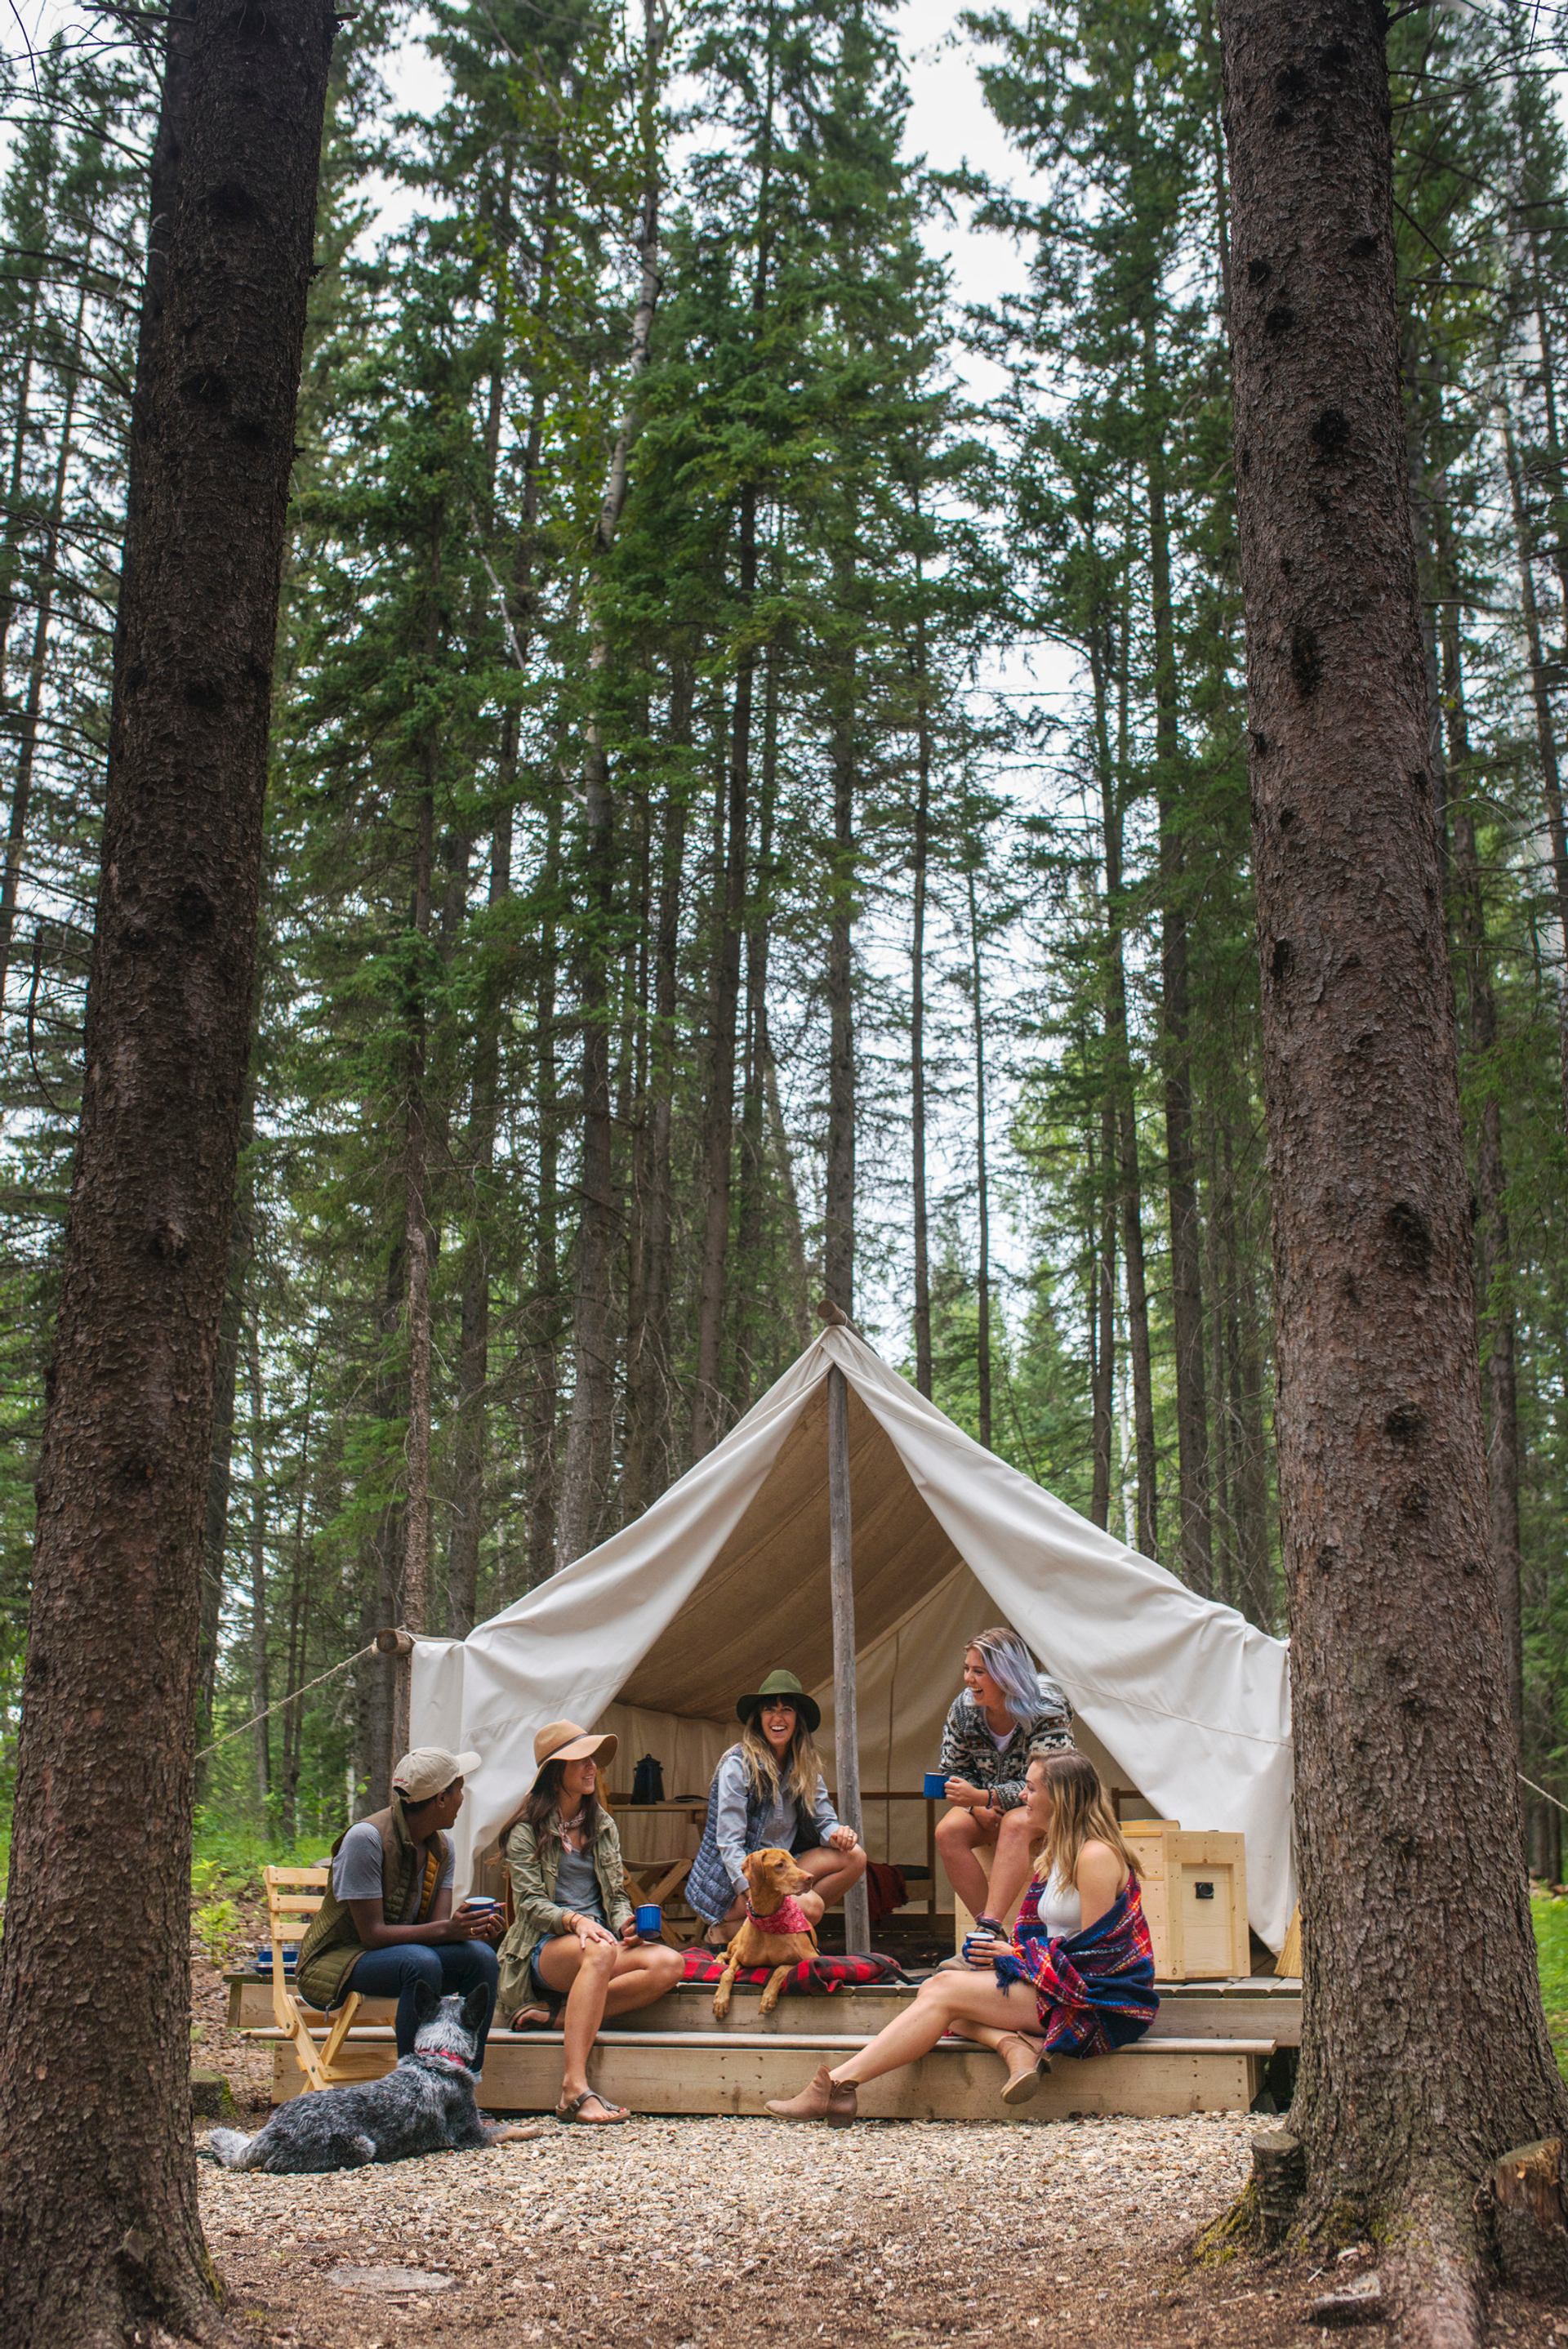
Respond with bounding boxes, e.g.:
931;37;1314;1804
345;1940;500;2071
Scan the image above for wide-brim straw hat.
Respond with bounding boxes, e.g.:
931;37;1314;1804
530;1718;617;1787
735;1668;821;1735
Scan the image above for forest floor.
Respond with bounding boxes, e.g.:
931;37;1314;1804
194;2113;1568;2349
189;1887;1568;2349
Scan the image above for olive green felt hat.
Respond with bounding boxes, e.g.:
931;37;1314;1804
736;1667;821;1735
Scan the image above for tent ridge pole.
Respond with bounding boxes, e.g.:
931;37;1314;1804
827;1360;871;1953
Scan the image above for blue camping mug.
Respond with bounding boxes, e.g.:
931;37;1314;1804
635;1904;663;1939
923;1770;947;1800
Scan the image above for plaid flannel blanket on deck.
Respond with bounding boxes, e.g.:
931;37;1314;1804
993;1878;1159;2057
680;1949;906;1992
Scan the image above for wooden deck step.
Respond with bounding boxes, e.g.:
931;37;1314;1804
228;1971;1300;2046
259;2022;1274;2122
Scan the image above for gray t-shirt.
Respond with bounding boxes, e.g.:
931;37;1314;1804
555;1843;606;1925
332;1821;455;1920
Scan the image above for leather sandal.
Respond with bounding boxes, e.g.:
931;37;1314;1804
997;2031;1049;2106
764;2062;857;2125
556;2088;629;2125
509;1998;563;2031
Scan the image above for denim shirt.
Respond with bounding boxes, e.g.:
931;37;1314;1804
685;1744;840;1923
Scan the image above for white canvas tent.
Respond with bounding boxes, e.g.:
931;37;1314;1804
411;1326;1296;1949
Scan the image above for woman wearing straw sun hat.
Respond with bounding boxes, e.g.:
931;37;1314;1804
495;1720;684;2124
685;1669;866;1946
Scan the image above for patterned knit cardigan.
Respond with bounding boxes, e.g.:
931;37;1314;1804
993;1876;1160;2057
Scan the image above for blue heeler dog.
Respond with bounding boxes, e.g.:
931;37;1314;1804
207;1982;536;2173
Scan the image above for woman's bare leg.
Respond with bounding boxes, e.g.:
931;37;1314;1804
828;1970;1040;2088
933;1806;1000;1920
795;1843;869;1913
984;1807;1040;1929
599;1942;684;2015
536;1937;623;2112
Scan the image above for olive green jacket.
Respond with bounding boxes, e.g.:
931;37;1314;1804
496;1810;633;2019
295;1803;449;2012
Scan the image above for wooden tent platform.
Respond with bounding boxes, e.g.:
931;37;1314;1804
228;1972;1297;2123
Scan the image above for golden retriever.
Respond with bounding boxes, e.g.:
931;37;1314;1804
712;1847;820;2020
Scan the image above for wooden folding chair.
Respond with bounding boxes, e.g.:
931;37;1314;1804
262;1864;363;2093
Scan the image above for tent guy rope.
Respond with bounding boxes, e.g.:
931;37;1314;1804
194;1640;378;1761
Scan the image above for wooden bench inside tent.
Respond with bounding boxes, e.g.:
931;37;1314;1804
261;1864;363;2092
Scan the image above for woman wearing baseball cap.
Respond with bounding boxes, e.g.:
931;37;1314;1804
684;1669;865;1946
495;1721;684;2124
294;1746;504;2072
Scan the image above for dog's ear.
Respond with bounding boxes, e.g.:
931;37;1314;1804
742;1849;764;1888
461;1981;492;2034
412;1979;440;2026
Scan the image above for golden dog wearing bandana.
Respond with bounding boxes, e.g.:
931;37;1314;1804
712;1847;821;2020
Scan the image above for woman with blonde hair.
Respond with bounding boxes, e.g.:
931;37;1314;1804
685;1669;865;1945
495;1720;684;2124
765;1748;1157;2124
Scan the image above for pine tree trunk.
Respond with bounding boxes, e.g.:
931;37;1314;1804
1500;408;1568;1134
448;809;509;1635
966;855;992;1451
557;2;663;1563
0;247;89;1012
526;793;563;1585
246;1321;271;1809
693;556;753;1458
0;1;332;2337
401;737;436;1634
824;555;857;1317
1432;507;1524;1746
1217;1;1566;2320
622;668;691;1512
735;636;778;1407
1223;1117;1273;1626
1090;1091;1117;1530
911;598;933;1397
1144;325;1214;1592
197;1179;251;1780
1094;617;1159;1558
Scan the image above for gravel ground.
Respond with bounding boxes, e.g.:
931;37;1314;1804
195;2111;1566;2349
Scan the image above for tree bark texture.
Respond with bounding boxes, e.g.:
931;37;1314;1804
1216;0;1566;2316
0;1;333;2339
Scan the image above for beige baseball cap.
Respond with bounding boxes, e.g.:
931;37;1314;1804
392;1746;481;1803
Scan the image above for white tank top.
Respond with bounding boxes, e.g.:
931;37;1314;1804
1030;1869;1082;1939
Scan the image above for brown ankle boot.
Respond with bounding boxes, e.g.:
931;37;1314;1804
764;2062;857;2125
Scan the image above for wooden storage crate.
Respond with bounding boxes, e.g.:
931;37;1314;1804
1122;1821;1249;1980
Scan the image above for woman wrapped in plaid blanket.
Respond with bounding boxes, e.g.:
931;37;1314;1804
766;1750;1157;2124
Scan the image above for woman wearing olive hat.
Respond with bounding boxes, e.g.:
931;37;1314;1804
495;1720;684;2124
685;1669;866;1944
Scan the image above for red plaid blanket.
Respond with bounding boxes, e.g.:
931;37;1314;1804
680;1949;906;1992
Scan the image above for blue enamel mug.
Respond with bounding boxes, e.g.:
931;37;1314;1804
635;1904;663;1938
923;1770;947;1799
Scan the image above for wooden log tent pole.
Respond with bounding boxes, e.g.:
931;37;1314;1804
823;1315;872;1955
376;1627;415;1767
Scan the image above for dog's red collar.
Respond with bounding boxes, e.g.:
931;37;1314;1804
419;2051;472;2072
